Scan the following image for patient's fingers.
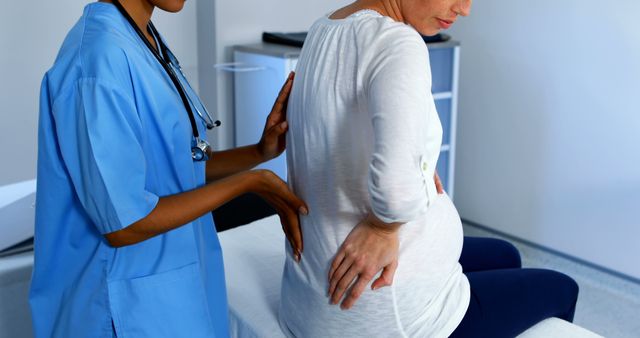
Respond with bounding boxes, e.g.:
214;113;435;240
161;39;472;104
329;251;346;281
341;273;374;310
329;253;352;296
371;260;398;290
331;264;359;305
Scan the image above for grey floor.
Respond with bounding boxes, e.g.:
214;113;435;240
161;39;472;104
462;222;640;338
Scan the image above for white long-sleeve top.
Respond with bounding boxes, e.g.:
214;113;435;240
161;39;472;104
280;10;470;337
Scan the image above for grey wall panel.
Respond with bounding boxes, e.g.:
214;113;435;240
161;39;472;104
449;0;640;279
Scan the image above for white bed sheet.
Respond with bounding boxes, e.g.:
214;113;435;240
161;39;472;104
218;215;602;338
220;215;287;338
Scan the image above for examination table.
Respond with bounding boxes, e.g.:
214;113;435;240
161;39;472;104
219;215;603;338
0;211;602;337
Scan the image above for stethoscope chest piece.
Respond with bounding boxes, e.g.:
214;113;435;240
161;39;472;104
192;138;211;162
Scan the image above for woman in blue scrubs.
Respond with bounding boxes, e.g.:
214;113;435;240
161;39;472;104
30;0;306;337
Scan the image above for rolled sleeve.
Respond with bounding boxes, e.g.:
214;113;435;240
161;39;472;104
54;77;158;234
365;33;441;223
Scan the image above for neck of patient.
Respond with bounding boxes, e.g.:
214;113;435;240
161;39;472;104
331;0;405;23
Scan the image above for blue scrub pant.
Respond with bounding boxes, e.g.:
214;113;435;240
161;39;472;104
451;237;580;338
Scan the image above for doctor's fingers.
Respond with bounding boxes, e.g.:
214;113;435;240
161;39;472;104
276;208;302;261
271;183;308;218
266;72;295;127
256;171;308;215
434;171;444;194
276;196;304;256
264;120;289;142
259;191;302;249
263;190;305;250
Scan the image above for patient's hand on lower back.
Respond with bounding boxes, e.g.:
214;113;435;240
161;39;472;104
327;213;402;310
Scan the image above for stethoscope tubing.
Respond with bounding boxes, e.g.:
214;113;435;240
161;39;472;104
111;0;216;140
167;60;218;131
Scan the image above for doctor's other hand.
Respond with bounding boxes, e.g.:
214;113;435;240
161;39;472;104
257;72;295;162
434;171;444;194
328;213;400;310
249;169;307;262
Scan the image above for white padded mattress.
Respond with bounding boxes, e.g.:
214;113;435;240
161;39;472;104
218;215;602;338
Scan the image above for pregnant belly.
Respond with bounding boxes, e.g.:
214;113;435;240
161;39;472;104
279;193;468;337
289;192;464;290
396;192;465;285
391;193;466;323
283;192;465;308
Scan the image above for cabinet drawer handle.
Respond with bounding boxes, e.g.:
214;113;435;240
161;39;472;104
214;62;267;73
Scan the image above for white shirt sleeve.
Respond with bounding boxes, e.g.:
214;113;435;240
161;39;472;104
364;28;441;223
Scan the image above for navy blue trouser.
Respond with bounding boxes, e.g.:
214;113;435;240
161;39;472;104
450;237;580;338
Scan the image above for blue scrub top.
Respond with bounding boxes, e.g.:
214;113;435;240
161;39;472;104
30;3;229;337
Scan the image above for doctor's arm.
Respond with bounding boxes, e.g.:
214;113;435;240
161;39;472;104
105;169;306;256
205;72;294;181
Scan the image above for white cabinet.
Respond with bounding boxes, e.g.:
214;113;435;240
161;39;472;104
233;41;460;198
429;42;461;199
232;44;300;179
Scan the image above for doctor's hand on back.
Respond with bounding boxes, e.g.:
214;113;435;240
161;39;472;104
106;73;307;261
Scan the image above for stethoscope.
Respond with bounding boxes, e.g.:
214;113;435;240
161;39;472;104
112;0;220;161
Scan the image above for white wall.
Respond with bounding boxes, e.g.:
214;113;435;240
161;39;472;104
449;0;640;279
0;0;198;188
199;0;348;149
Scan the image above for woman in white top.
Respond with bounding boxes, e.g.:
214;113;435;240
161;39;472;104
280;0;580;337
